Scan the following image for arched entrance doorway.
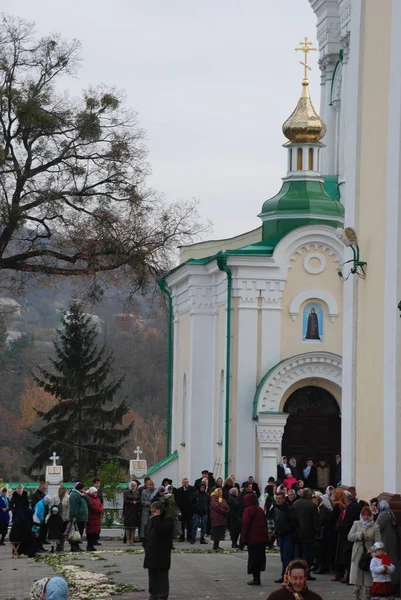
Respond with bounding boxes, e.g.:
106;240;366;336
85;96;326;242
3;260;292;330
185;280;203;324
281;386;341;466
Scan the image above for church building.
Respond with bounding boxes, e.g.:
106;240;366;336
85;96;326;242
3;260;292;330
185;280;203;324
153;0;401;505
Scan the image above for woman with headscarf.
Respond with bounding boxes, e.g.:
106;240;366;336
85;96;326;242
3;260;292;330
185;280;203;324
209;488;229;550
10;484;29;519
68;482;88;552
30;576;69;600
266;559;324;599
227;486;241;548
140;479;157;541
10;508;36;557
348;506;381;599
376;500;399;587
86;487;103;552
123;481;141;546
241;493;268;586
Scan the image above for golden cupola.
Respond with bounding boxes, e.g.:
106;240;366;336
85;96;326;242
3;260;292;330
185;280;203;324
282;78;326;143
282;37;327;144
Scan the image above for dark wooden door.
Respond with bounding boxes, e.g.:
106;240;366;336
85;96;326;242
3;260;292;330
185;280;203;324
281;386;341;467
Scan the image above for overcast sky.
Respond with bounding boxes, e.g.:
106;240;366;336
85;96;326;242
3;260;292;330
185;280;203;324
9;1;319;241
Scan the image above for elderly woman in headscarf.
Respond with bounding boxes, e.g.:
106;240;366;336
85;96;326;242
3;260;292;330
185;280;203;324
123;481;141;546
348;506;381;599
376;500;399;587
30;576;68;600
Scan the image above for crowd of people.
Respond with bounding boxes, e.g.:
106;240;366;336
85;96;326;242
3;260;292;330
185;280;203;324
1;456;400;600
0;478;104;557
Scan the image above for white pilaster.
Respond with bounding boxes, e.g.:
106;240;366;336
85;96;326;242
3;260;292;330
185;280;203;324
382;0;401;495
171;309;179;452
235;290;258;481
189;307;215;482
340;0;363;486
257;413;289;490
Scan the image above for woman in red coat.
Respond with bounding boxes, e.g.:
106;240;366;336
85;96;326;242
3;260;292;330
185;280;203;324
86;487;104;551
210;488;229;550
241;493;268;586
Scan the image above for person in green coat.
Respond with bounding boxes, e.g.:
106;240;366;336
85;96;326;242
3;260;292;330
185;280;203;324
68;482;89;552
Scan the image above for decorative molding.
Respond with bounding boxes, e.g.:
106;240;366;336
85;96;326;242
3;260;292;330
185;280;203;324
255;352;342;415
256;413;289;447
289;288;339;322
257;428;284;445
340;31;351;63
289;243;341;267
303;252;327;274
233;278;285;308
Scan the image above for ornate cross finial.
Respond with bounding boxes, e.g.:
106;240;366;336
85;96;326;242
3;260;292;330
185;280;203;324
134;446;143;461
295;37;317;80
49;451;60;467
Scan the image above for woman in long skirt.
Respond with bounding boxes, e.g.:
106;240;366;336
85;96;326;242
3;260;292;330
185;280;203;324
241;493;268;586
209;488;229;550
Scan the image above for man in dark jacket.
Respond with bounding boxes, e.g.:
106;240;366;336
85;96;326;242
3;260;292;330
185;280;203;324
30;482;47;509
292;489;320;576
334;454;342;486
273;492;298;583
238;483;254;518
191;482;209;544
175;478;195;542
143;501;174;600
241;476;261;498
303;459;317;489
194;470;215;490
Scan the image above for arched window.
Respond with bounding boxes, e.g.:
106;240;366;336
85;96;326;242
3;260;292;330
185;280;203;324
297;148;303;170
308;148;314;170
181;374;187;443
218;370;225;444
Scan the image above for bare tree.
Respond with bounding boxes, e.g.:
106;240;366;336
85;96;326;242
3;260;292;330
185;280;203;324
0;16;206;294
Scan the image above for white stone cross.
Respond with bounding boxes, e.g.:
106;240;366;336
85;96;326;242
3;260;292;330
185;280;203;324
134;446;143;461
49;452;60;467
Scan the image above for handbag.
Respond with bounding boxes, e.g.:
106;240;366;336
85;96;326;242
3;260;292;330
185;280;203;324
68;522;82;543
358;538;372;572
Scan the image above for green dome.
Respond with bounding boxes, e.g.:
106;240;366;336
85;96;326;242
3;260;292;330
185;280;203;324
259;179;344;239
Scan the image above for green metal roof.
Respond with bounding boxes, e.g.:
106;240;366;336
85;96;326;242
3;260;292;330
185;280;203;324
147;450;178;476
259;178;344;239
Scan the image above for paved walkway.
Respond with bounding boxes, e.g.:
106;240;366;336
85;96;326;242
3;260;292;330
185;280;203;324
0;539;356;600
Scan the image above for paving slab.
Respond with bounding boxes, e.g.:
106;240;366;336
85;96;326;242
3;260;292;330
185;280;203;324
0;539;356;600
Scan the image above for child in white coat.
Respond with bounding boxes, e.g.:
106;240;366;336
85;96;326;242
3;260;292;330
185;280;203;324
370;541;396;600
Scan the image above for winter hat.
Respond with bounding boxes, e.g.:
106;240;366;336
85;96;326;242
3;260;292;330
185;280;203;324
45;576;69;600
87;487;98;494
30;577;51;599
284;468;292;476
372;542;384;551
44;495;52;505
50;506;60;514
157;486;165;494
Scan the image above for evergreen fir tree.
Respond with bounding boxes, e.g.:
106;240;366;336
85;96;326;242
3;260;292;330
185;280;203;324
28;302;132;480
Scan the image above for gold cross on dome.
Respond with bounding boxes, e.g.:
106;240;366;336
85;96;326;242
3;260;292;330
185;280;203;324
295;37;317;80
